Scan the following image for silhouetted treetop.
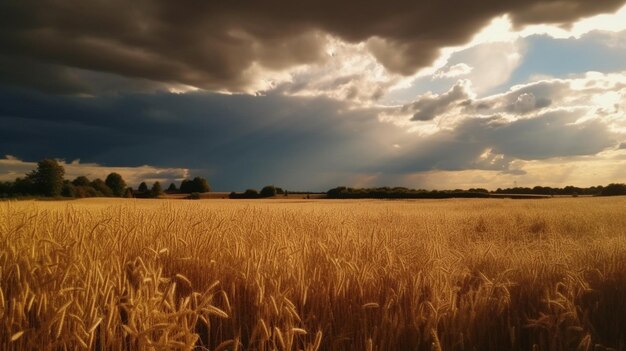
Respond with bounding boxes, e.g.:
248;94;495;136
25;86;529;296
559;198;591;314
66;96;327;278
27;159;65;197
138;182;149;193
105;172;126;197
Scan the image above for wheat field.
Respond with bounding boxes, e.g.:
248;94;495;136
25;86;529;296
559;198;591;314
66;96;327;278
1;197;625;350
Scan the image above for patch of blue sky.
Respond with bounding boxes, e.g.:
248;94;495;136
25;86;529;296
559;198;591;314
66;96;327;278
493;30;626;93
383;30;626;104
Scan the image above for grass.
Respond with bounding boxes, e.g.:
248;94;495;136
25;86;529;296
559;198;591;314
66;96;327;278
1;197;625;350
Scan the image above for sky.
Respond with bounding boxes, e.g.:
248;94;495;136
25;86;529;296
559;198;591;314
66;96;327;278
2;1;626;191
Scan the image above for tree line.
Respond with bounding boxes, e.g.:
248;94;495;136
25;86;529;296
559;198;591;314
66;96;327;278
326;184;626;199
229;185;286;199
0;159;211;199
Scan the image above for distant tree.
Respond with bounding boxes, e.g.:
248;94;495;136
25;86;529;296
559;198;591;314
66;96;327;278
27;159;65;197
600;183;626;196
275;187;284;195
179;177;211;193
62;181;77;197
123;187;134;198
72;176;90;187
327;186;347;198
260;185;277;197
192;177;211;193
180;179;193;193
167;183;177;192
151;181;163;197
138;182;149;193
0;181;12;197
91;179;113;197
468;188;489;194
244;189;258;197
12;177;35;196
105;172;127;197
74;185;99;198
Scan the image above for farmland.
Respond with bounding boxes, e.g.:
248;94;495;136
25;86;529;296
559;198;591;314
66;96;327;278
1;197;625;350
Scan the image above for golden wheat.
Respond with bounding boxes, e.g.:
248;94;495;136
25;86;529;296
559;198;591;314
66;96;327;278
1;197;625;350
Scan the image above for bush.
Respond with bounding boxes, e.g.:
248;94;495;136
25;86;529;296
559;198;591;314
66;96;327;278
61;182;76;198
187;192;201;200
123;187;134;198
229;189;260;199
74;185;100;198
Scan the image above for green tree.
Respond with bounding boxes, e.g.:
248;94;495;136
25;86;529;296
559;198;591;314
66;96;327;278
151;181;163;197
105;172;127;197
27;159;65;197
180;179;193;193
91;179;113;197
72;176;90;187
12;177;35;196
167;183;177;192
260;185;277;197
243;189;258;197
61;181;77;197
192;177;211;193
600;183;626;196
138;182;149;193
0;181;12;197
180;177;211;193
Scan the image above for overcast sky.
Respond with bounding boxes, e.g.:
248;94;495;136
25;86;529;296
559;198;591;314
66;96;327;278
2;1;626;191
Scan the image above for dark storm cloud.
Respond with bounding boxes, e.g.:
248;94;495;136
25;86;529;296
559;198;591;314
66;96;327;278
1;0;625;92
0;86;399;190
1;85;618;190
0;54;181;95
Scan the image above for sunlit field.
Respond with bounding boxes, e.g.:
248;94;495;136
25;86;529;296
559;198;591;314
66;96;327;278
1;197;625;350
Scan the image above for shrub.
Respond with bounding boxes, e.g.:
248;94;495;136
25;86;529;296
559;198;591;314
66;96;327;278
61;181;76;198
187;192;201;199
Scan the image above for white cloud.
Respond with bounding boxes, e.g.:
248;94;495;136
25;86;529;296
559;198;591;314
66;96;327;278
434;63;474;79
277;36;399;104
